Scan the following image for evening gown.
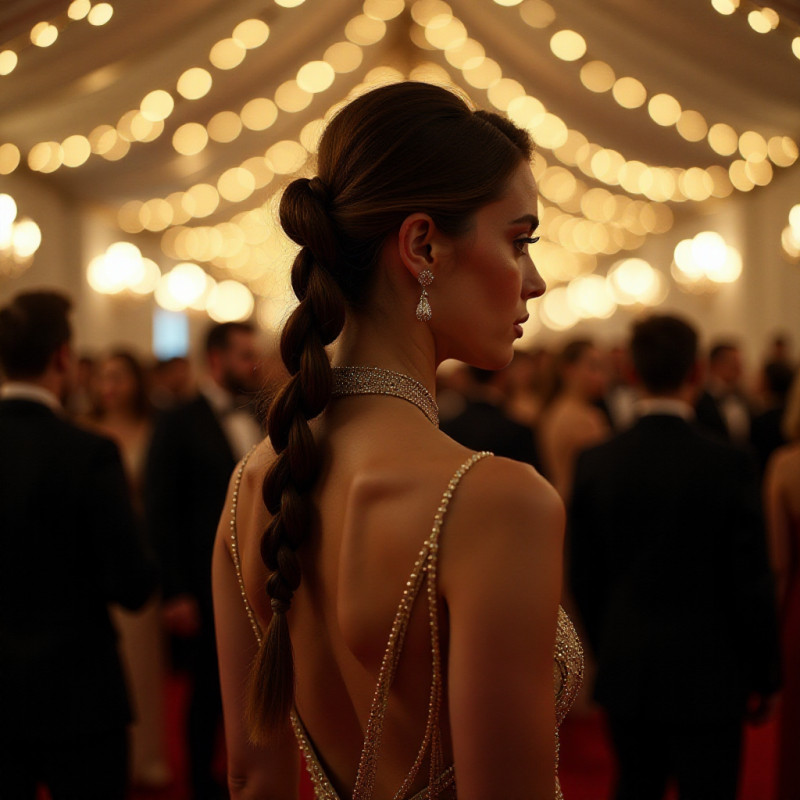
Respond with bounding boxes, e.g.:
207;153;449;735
229;450;584;799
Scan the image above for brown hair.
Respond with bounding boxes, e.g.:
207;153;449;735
0;291;72;380
248;81;533;737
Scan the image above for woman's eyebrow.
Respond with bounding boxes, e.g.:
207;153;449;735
509;214;539;230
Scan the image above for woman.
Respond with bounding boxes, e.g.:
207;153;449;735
538;339;609;503
90;350;171;789
213;82;582;799
765;369;800;800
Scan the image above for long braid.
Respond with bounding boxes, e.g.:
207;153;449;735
247;178;346;738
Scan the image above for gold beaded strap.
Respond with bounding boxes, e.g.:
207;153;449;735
352;451;493;800
229;446;263;646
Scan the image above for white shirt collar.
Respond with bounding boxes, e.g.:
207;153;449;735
0;381;62;413
199;379;234;415
636;397;695;421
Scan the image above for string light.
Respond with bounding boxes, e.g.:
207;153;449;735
503;0;798;159
131;7;386;230
0;193;42;278
709;0;799;61
0;3;115;77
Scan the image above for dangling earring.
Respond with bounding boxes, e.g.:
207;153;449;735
416;269;433;322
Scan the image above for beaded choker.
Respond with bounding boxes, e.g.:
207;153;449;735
331;366;439;428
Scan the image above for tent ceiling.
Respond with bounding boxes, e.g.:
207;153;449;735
1;0;798;226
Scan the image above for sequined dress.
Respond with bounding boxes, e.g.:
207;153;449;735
230;451;583;800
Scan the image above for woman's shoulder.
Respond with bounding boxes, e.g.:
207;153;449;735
440;455;564;566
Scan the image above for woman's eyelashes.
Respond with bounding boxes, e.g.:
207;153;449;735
514;236;540;254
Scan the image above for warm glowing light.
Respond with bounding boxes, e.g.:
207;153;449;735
711;0;739;13
240;98;278;130
745;158;773;186
159;263;208;309
345;15;387;45
9;218;41;260
580;60;615;93
67;0;91;19
612;77;646;109
0;50;18;75
300;119;326;153
463;58;502;89
130;114;163;143
487;78;525;111
28;141;62;173
209;38;246;70
87;3;113;26
647;93;681;126
739;130;768;161
31;22;58;47
218;167;255;203
691;231;727;271
747;9;772;32
425;16;467;50
607;258;665;306
676;110;707;142
232;19;270;49
793;37;800;60
265;140;307;174
708;123;738;156
275;80;313;112
207;281;255;322
177;67;213;100
363;0;406;19
297;60;336;93
768;136;799;167
172;123;209;156
324;41;363;73
444;38;485;69
519;0;556;28
729;160;755;191
130;258;161;295
207;111;242;143
507;95;546;128
61;135;91;167
566;274;616;318
549;29;586;61
0;194;18;230
275;0;306;6
140;89;174;122
539;286;579;331
183;184;219;218
0;143;22;174
140;199;173;231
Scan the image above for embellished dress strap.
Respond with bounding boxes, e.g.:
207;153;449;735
352;451;493;800
228;446;263;646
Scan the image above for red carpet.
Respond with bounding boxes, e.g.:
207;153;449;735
120;675;777;800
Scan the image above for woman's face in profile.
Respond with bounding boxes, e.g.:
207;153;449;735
430;161;545;370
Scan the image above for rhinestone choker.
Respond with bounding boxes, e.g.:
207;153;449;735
331;366;439;428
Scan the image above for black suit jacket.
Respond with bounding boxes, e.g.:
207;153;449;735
0;398;157;741
144;394;236;615
569;414;780;721
441;399;541;471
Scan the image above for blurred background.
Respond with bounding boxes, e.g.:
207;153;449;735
0;0;798;367
1;1;799;798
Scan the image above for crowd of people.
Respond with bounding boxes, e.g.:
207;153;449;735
2;284;798;800
1;82;798;800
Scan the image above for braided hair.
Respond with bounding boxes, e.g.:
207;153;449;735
247;81;533;738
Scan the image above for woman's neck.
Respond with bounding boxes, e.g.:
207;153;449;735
333;312;438;398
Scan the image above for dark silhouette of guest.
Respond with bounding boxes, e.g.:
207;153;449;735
751;360;794;475
87;350;171;789
570;314;780;800
765;370;800;800
695;341;752;444
0;291;157;800
441;365;541;469
144;321;261;800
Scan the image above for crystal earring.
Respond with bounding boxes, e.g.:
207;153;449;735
416;269;433;322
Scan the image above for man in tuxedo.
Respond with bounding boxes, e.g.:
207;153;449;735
0;291;157;799
441;365;541;469
695;341;752;445
570;315;780;800
145;321;262;800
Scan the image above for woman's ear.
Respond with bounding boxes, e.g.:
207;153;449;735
397;213;435;282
